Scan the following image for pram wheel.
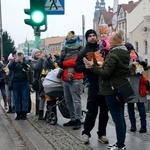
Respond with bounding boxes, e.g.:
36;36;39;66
81;110;87;124
47;112;58;125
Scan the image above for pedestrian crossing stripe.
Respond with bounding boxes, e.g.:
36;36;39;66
45;0;64;15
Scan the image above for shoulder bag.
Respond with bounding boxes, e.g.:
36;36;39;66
110;80;136;104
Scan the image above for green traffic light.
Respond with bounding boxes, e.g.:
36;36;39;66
31;10;45;24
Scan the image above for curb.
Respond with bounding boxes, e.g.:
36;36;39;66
5;111;55;150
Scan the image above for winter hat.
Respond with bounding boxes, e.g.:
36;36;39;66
109;29;124;48
85;29;97;41
16;50;25;56
124;42;135;51
99;24;109;34
31;48;40;58
66;31;77;43
8;53;14;61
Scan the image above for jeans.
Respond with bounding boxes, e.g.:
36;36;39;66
127;103;147;126
82;83;109;137
62;79;83;120
13;82;29;112
105;95;126;148
6;84;14;107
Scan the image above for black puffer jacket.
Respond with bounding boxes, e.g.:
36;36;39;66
75;42;99;83
91;45;130;95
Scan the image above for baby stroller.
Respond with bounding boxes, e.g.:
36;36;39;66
43;68;86;125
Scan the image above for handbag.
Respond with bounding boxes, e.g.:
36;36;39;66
111;81;136;103
31;78;39;91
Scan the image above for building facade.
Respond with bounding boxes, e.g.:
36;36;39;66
95;0;150;64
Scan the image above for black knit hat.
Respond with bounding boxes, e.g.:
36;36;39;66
125;43;135;51
85;29;97;41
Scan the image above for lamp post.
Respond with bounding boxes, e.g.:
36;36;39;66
25;40;30;56
27;43;29;56
0;0;3;58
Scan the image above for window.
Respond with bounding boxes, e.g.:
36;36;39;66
119;9;124;19
144;40;148;54
135;41;138;52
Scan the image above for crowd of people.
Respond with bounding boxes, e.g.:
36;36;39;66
0;25;149;150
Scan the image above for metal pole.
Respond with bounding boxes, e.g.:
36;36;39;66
28;43;29;56
34;26;40;116
0;0;3;58
82;15;85;47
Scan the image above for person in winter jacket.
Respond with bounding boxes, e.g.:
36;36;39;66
83;29;129;150
75;29;109;144
8;50;30;120
0;60;8;110
125;42;147;133
57;31;84;130
99;24;110;59
30;49;55;120
57;31;82;82
4;53;15;113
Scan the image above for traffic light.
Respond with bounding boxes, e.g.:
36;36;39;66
24;0;46;27
24;9;32;26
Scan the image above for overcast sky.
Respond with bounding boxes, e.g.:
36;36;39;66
1;0;131;47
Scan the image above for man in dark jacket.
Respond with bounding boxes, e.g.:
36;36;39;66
75;29;109;144
83;29;129;150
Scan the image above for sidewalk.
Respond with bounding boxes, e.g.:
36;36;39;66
1;88;150;150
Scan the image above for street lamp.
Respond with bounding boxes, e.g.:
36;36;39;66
25;40;30;56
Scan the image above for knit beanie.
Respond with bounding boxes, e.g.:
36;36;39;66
109;29;124;48
31;49;40;59
8;53;14;61
85;29;97;41
99;24;109;34
16;50;25;56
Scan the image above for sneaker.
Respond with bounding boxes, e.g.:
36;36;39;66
82;134;89;144
130;125;136;132
107;143;117;149
98;136;109;144
63;120;75;126
73;119;81;130
108;144;126;150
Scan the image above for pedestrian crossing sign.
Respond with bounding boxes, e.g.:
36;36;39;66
45;0;65;15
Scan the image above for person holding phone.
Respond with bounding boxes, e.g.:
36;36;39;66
8;50;30;120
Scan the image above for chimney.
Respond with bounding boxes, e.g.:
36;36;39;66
108;6;113;12
128;1;133;4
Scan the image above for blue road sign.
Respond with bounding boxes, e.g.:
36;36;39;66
45;0;64;15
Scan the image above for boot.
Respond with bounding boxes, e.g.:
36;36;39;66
139;125;147;133
15;112;21;120
22;111;27;120
38;110;44;120
7;106;12;113
73;119;81;130
3;96;8;110
130;125;137;132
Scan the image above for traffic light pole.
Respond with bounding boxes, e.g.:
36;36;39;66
33;26;40;116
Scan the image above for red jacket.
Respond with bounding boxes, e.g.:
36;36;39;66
61;57;84;81
139;76;148;97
